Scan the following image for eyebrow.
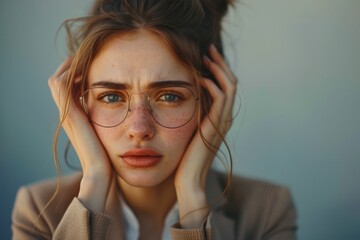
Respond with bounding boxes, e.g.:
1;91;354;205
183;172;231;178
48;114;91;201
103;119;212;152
147;80;193;89
90;80;193;90
90;81;129;89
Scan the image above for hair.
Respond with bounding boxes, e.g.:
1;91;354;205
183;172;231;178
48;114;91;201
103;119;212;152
46;0;235;226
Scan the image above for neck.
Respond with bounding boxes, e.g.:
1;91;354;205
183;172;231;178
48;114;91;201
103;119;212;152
117;174;177;224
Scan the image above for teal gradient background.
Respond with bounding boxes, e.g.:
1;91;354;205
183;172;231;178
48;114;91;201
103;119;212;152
1;0;359;239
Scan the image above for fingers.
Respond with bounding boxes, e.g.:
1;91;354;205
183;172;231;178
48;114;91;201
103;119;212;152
49;57;73;93
48;58;83;118
48;59;113;214
175;45;238;198
48;58;73;110
202;45;237;131
202;78;225;124
48;59;112;176
208;44;237;87
54;57;73;78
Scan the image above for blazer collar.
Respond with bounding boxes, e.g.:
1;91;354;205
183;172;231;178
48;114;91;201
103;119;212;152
206;170;235;240
104;176;126;240
206;169;229;208
102;169;234;239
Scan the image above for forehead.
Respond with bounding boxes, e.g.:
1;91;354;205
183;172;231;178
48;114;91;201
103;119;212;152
87;30;194;89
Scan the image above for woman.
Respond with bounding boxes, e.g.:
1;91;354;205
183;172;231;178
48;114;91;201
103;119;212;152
12;0;297;239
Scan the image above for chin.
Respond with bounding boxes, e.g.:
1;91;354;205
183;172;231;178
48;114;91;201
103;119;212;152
116;169;174;188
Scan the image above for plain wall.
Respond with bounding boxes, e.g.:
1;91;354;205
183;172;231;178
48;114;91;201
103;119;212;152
1;0;359;239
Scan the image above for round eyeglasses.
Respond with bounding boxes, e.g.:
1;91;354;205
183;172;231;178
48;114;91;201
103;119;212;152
80;86;198;128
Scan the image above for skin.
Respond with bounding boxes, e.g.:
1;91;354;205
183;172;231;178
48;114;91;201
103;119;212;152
88;31;198;189
49;29;237;240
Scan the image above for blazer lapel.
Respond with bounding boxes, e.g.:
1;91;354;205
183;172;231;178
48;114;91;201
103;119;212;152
101;170;235;239
206;170;235;240
104;177;126;240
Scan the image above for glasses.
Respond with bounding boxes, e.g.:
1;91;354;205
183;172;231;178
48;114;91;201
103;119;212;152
80;86;198;128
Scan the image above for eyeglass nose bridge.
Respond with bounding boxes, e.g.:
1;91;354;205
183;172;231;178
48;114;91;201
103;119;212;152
80;86;197;129
127;92;153;114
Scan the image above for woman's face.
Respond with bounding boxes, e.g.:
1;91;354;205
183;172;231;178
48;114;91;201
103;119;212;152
87;30;198;187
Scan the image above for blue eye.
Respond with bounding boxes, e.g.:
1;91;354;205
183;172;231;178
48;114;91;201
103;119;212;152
98;92;126;104
161;93;179;102
104;94;121;103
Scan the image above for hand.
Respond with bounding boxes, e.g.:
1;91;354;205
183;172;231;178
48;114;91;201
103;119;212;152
175;45;237;228
48;58;113;212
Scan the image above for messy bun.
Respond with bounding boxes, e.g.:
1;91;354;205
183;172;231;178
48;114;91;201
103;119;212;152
198;0;234;55
88;0;233;56
64;0;234;88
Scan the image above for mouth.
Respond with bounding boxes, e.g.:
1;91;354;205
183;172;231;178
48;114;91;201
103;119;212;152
120;148;162;168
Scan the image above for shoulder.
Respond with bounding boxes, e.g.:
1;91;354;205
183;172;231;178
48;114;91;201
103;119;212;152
210;171;297;239
12;172;82;234
213;170;293;206
17;172;82;206
231;172;291;202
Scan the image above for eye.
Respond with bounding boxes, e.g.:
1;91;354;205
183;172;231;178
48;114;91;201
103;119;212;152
98;91;126;104
104;94;121;103
152;87;193;106
159;93;181;102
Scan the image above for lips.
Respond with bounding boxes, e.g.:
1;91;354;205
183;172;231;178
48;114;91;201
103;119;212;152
120;148;162;168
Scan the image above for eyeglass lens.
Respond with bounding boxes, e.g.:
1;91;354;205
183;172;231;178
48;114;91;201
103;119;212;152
81;86;197;128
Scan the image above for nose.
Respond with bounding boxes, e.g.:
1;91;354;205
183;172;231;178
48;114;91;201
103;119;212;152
126;94;155;141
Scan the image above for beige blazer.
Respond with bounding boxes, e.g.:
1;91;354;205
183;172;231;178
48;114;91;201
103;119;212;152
12;170;297;240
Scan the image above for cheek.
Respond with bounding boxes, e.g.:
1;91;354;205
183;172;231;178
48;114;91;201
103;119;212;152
163;120;197;156
92;119;198;159
92;125;119;150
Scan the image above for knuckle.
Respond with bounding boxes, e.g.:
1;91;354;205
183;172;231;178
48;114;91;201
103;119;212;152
48;76;56;87
48;75;54;83
228;85;237;95
217;94;226;106
216;90;225;99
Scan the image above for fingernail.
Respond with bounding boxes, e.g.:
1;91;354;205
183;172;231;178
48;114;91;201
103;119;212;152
210;44;217;52
203;55;211;65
